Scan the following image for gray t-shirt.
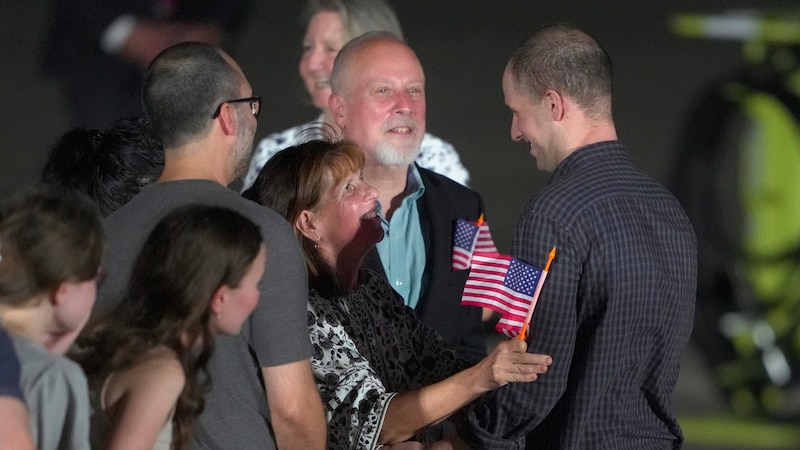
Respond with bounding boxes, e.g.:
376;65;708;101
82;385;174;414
99;180;311;450
13;336;90;450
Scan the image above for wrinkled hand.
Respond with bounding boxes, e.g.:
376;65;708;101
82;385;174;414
475;339;551;390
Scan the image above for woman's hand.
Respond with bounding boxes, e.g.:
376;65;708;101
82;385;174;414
473;339;552;391
378;340;552;444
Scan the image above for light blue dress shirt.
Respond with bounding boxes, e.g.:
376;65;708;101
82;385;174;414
376;165;427;309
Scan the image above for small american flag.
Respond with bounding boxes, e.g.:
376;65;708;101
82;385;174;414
452;219;479;270
451;218;498;270
476;223;498;254
461;252;542;338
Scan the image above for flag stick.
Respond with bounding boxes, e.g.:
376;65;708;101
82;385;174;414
517;247;556;341
477;213;484;226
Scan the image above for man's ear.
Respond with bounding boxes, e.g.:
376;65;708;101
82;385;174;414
295;210;321;242
328;94;346;127
545;89;566;121
216;103;238;136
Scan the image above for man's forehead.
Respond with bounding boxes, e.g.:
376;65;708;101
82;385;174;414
350;44;423;81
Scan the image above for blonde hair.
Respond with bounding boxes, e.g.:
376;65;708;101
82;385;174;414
302;0;403;41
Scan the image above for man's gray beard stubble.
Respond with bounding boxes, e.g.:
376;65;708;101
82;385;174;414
374;140;420;167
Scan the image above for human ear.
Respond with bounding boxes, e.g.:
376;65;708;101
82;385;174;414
209;284;230;317
216;103;238;136
50;282;68;307
328;94;346;127
295;210;321;242
545;89;565;121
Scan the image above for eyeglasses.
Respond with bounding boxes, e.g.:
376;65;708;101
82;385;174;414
212;96;263;119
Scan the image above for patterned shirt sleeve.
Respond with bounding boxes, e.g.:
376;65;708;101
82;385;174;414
416;133;471;187
308;288;395;449
242;122;314;192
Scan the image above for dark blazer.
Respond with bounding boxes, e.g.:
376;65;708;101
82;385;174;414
364;166;487;363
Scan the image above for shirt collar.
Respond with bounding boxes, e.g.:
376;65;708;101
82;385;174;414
551;140;624;181
406;164;426;200
376;164;426;217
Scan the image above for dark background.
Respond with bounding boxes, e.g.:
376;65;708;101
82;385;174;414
3;0;787;252
1;1;798;448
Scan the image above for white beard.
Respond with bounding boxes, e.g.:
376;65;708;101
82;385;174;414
374;139;420;167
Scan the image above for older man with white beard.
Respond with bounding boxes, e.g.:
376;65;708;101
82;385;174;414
328;31;488;365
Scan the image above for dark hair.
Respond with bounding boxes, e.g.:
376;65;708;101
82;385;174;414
243;127;363;296
40;117;164;217
142;42;242;148
508;24;613;120
77;205;263;450
330;30;405;94
0;187;103;307
302;0;403;41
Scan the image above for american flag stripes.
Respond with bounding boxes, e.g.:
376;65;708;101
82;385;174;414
476;223;498;254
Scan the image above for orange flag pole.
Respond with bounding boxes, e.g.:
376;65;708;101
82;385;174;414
517;247;556;341
476;213;484;226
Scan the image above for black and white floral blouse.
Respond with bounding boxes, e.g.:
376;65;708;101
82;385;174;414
308;269;469;449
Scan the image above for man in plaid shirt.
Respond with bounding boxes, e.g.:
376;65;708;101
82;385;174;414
451;24;697;449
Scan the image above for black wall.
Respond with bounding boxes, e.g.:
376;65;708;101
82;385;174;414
0;0;788;251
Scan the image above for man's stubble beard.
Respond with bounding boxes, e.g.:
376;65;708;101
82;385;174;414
231;110;256;180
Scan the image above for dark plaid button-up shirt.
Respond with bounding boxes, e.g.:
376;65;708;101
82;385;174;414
459;141;697;450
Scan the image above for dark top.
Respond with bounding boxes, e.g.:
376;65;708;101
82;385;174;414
458;141;697;449
0;326;23;401
363;165;487;363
